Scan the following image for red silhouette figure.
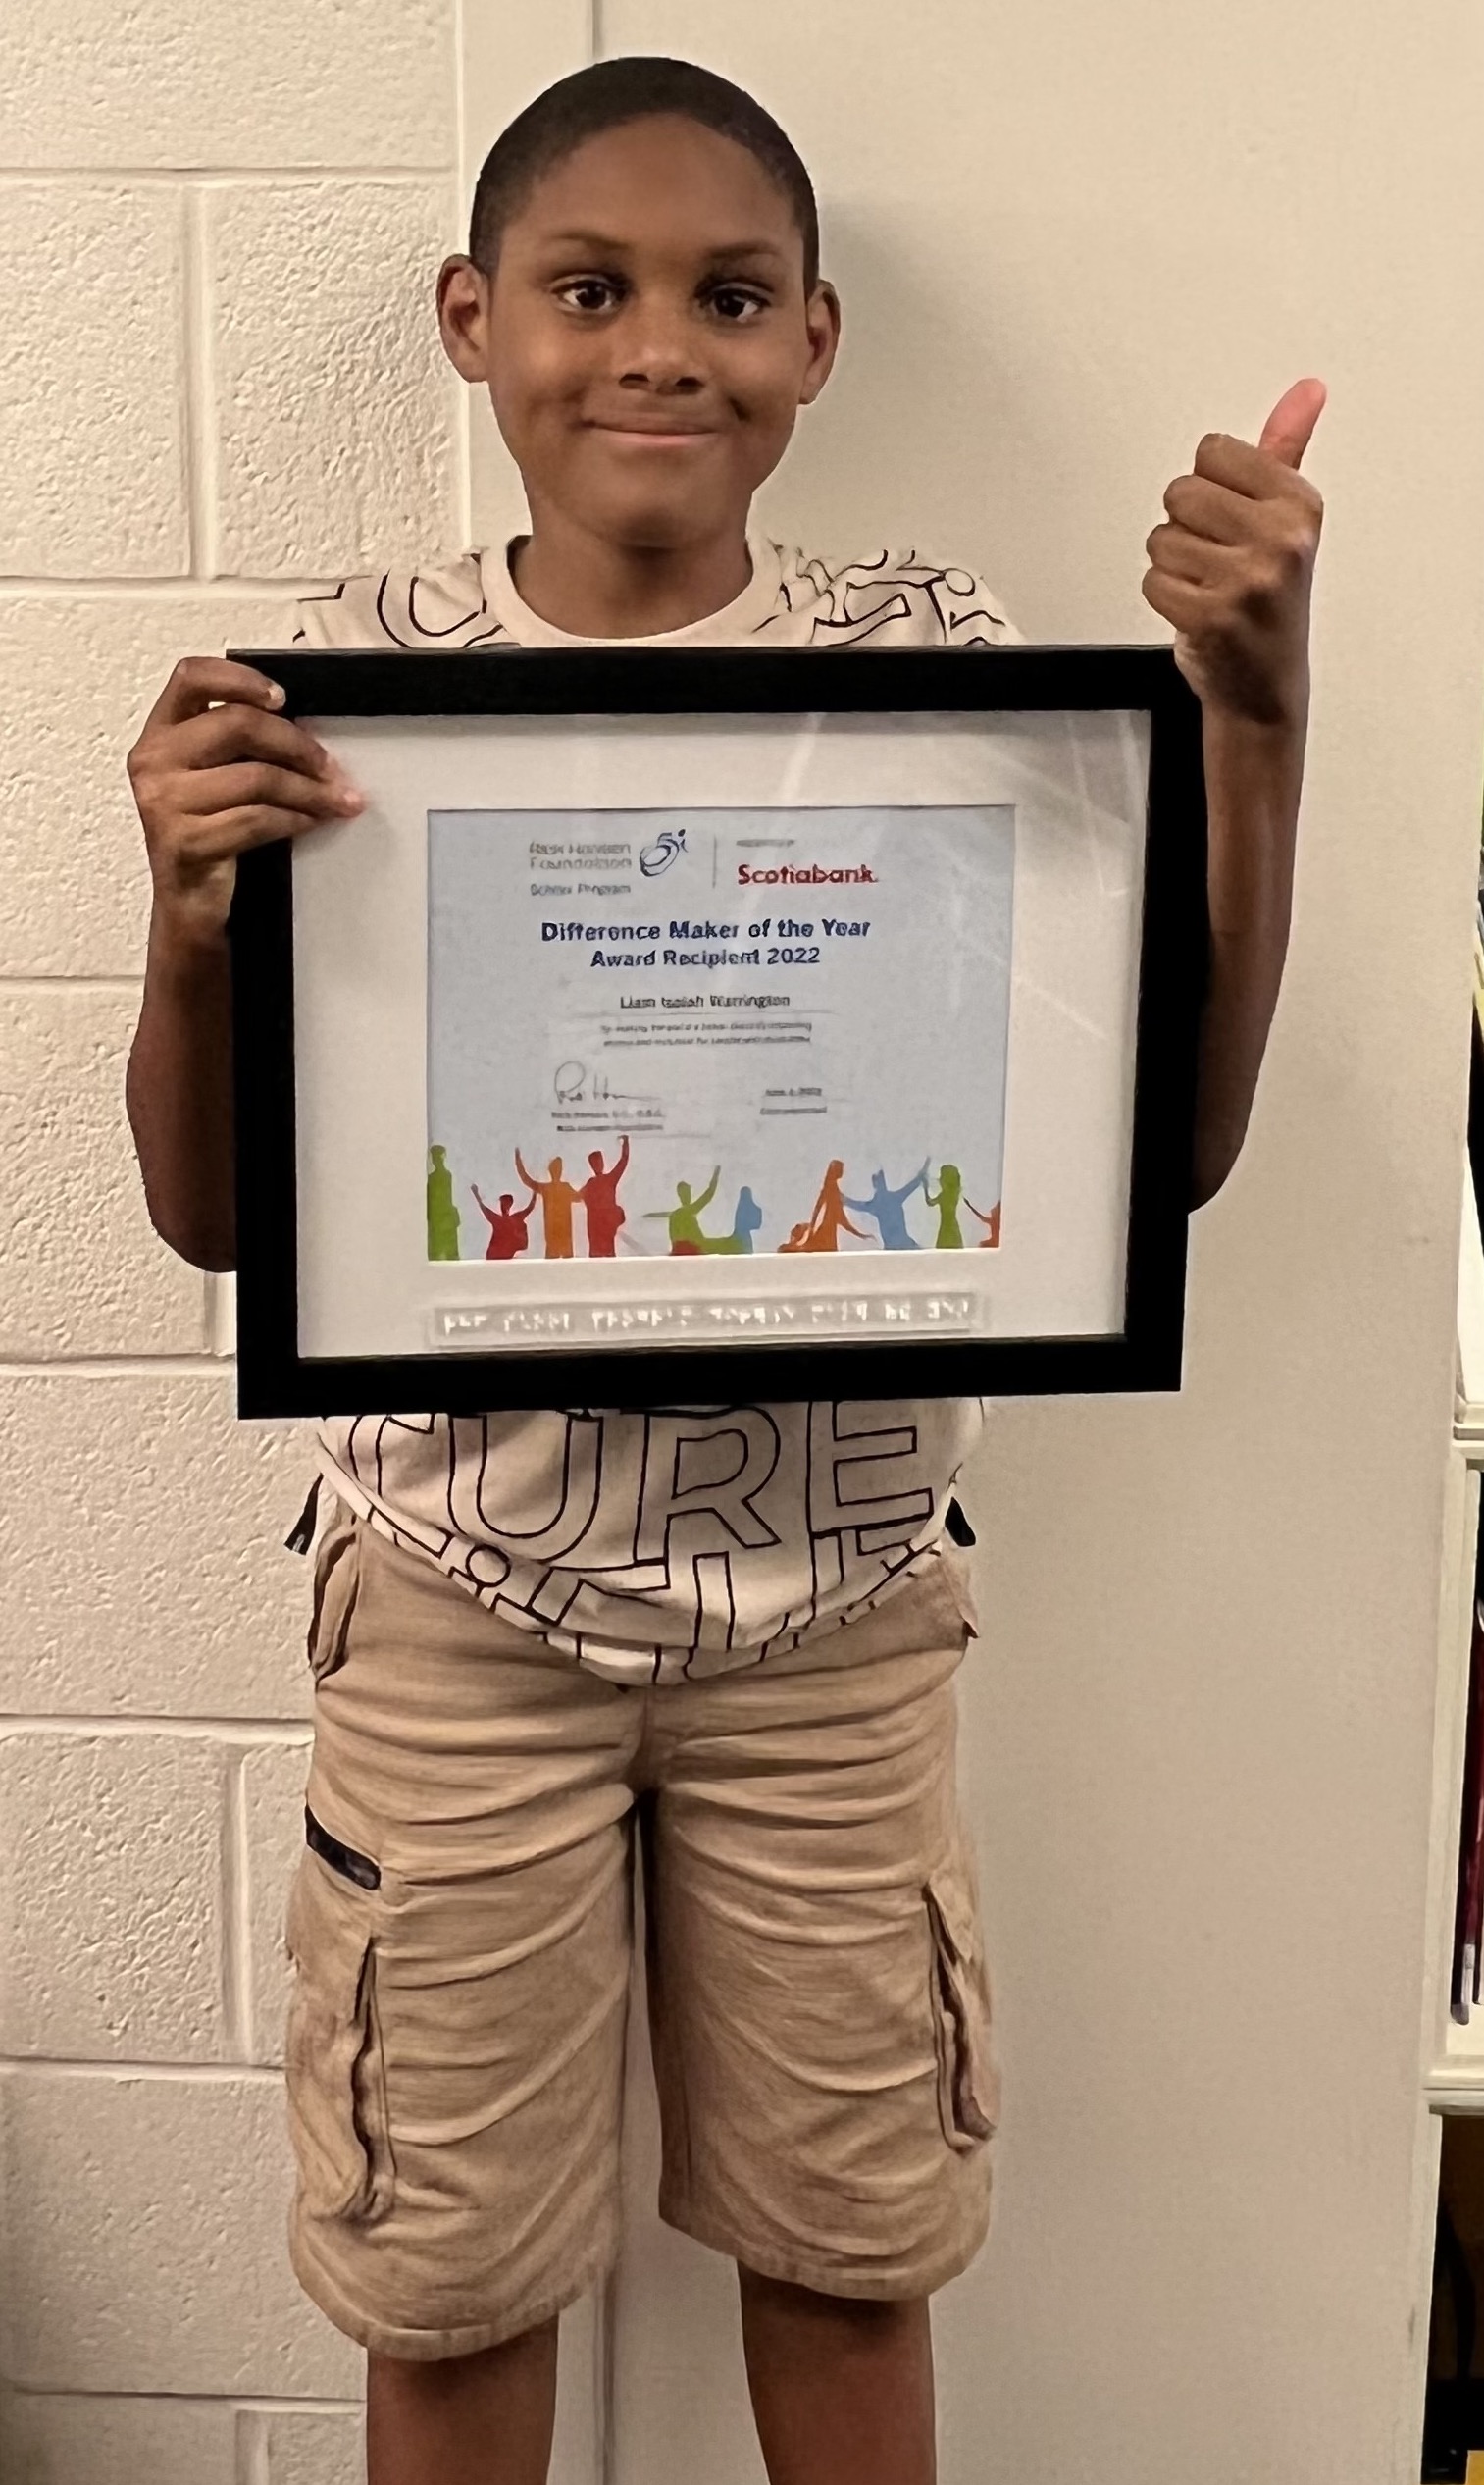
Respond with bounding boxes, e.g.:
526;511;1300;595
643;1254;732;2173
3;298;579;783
579;1136;631;1257
471;1183;537;1262
967;1199;1002;1249
515;1150;580;1259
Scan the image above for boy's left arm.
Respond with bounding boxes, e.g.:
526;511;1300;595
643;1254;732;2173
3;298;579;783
1142;377;1327;1208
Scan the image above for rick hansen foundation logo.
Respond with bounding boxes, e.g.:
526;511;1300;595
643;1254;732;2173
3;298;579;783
640;826;688;877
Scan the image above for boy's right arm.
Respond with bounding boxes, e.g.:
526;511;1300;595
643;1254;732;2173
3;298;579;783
125;657;362;1270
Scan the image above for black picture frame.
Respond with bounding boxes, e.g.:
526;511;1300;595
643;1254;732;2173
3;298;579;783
227;644;1207;1419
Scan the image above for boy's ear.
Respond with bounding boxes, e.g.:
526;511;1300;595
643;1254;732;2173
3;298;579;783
437;255;492;384
799;281;843;407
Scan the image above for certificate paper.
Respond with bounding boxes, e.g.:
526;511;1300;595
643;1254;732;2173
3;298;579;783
428;804;1014;1267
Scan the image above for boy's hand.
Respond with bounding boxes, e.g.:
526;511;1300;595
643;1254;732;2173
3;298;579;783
1143;378;1326;727
127;658;363;948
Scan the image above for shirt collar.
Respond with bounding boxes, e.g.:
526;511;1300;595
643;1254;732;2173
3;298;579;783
479;528;782;648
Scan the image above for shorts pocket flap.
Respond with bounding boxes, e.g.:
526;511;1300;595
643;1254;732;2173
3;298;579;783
284;1851;394;2223
306;1501;361;1683
925;1836;999;2150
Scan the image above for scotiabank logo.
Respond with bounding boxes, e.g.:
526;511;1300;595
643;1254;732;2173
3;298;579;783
737;862;877;885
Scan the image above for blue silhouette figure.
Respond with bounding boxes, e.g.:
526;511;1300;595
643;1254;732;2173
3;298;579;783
700;1185;764;1255
843;1161;930;1251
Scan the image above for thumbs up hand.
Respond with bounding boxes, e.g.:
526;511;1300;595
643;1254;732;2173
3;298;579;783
1143;379;1326;724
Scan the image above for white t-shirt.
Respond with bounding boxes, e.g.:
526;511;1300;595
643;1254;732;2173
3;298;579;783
275;534;1018;1684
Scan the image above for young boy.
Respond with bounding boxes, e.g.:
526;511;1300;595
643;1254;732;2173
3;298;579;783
125;55;1323;2485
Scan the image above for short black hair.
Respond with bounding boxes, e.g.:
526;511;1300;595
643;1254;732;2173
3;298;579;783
468;56;820;293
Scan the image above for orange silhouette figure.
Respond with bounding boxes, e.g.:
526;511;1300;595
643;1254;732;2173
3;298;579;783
579;1137;631;1257
791;1158;867;1252
471;1183;537;1262
967;1199;1002;1249
515;1149;580;1259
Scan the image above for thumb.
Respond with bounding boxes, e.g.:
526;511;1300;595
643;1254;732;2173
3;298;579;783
1257;375;1328;469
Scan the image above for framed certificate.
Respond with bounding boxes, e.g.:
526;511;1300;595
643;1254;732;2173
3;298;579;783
226;646;1206;1418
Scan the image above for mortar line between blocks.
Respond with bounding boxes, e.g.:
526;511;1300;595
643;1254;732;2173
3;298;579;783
205;1269;239;1357
0;1355;235;1375
596;2266;618;2484
0;2055;281;2083
453;0;473;552
0;976;142;993
222;1747;253;2058
236;2397;273;2485
0;167;451;186
184;186;219;579
231;2397;363;2419
9;2387;361;2412
0;578;340;598
589;0;605;60
0;1717;310;1742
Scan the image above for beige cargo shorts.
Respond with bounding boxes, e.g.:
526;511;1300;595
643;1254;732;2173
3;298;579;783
283;1502;999;2362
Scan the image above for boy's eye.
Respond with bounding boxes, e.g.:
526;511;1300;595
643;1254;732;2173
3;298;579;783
556;276;621;313
708;286;768;322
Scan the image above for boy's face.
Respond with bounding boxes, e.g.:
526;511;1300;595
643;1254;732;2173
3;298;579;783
439;116;840;554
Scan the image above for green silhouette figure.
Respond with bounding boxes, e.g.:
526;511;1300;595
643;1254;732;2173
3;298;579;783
645;1166;721;1254
698;1185;764;1255
427;1145;461;1261
925;1162;993;1250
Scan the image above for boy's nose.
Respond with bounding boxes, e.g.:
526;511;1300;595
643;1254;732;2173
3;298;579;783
616;331;705;390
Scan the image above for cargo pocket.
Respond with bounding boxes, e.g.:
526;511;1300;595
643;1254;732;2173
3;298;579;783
283;1848;395;2223
925;1828;999;2151
305;1498;361;1684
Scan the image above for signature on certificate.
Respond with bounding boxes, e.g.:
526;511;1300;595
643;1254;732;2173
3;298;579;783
553;1059;657;1108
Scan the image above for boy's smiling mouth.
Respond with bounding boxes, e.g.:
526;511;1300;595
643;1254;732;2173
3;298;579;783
588;417;721;441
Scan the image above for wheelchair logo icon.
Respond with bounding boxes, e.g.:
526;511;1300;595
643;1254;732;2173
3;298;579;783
640;826;688;877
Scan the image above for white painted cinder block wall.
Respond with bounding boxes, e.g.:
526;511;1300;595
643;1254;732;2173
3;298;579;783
9;4;1484;2484
0;8;598;2480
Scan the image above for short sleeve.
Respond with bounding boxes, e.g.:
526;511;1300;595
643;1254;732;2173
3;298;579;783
248;598;315;656
238;576;386;657
930;565;1022;647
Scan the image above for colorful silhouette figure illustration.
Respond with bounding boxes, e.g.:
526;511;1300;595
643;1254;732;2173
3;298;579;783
792;1158;867;1252
924;1163;994;1250
843;1160;931;1251
579;1137;631;1257
471;1183;537;1262
699;1185;763;1255
427;1145;461;1260
968;1199;1002;1248
515;1149;580;1259
645;1166;721;1254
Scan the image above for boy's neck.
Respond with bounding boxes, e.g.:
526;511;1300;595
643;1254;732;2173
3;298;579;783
508;507;753;640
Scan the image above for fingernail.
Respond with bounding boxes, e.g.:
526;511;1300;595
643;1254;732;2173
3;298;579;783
267;682;285;707
338;787;364;813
